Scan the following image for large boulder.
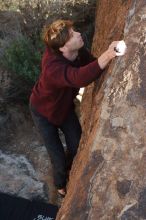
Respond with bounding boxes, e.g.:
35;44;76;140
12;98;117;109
56;0;146;219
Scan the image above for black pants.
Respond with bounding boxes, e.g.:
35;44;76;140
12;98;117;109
30;105;82;189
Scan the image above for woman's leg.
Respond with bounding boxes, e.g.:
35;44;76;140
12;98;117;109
30;105;67;190
60;110;82;171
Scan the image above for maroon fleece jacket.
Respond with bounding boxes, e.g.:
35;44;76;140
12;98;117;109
30;47;103;125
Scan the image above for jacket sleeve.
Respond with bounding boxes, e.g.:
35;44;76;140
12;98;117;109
45;58;103;88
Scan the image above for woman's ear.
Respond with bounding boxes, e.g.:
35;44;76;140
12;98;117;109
59;47;64;53
59;45;67;53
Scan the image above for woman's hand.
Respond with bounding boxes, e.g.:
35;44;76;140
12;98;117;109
98;41;126;69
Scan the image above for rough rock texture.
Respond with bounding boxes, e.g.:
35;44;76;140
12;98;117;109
0;150;48;200
56;0;146;219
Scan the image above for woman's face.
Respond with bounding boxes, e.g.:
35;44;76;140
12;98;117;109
64;28;84;51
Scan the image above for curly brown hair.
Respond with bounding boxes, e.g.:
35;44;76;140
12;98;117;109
42;19;73;53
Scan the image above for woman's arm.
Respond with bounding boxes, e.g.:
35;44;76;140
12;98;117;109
98;41;119;69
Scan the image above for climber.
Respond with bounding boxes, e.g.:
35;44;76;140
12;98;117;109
29;19;125;197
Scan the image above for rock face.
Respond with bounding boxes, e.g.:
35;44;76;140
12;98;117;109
56;0;146;219
0;150;48;200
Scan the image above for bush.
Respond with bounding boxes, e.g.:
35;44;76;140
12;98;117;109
0;35;44;104
1;36;44;83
